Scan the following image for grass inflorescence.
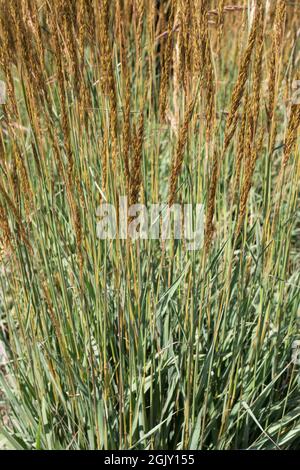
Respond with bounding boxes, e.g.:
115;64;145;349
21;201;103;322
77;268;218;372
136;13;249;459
0;0;300;450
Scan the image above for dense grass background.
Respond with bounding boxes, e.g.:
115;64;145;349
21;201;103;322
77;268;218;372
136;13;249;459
0;0;300;449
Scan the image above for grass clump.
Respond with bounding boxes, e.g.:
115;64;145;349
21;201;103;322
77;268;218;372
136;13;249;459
0;0;300;450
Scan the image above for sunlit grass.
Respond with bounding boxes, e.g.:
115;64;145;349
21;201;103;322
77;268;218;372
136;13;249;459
0;0;300;450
